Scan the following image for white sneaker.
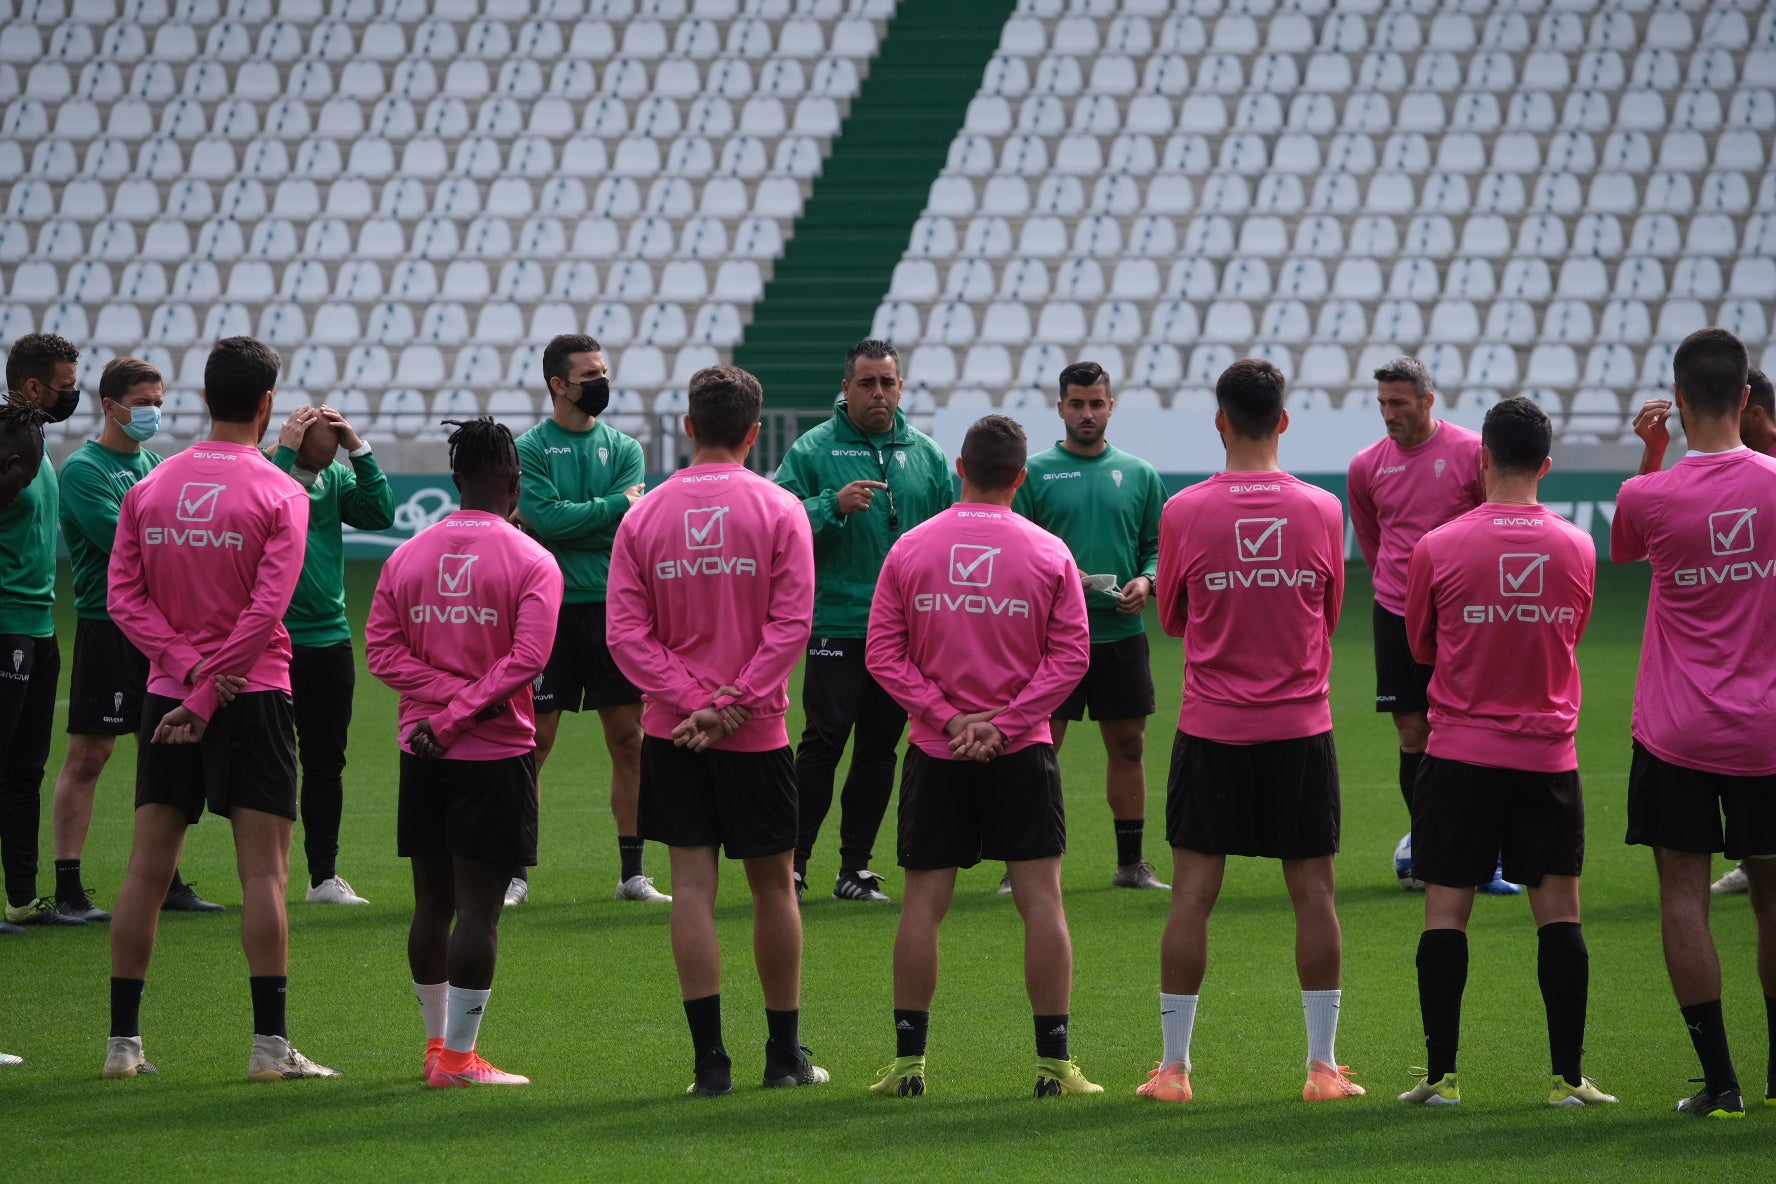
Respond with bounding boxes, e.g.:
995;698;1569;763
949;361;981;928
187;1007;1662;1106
0;1051;20;1066
1711;864;1750;895
616;874;671;902
103;1035;156;1079
503;877;529;907
247;1034;342;1082
304;875;369;906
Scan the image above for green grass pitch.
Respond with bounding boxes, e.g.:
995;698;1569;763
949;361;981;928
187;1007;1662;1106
3;559;1771;1180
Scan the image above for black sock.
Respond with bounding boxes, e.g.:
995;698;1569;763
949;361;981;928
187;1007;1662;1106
515;866;528;884
1681;999;1738;1095
167;867;187;892
684;993;723;1061
311;871;330;889
1537;921;1588;1086
1399;750;1422;816
1764;994;1774;1099
1034;1013;1069;1061
249;975;288;1039
1417;928;1468;1082
110;977;145;1038
1114;819;1144;868
55;859;83;904
895;1009;930;1058
765;1007;800;1055
618;836;644;881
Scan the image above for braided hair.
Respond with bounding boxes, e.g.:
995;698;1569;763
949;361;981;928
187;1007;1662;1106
443;417;520;479
0;396;50;469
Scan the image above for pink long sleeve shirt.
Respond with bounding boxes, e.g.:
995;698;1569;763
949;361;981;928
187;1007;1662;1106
109;441;309;722
365;510;563;759
605;463;814;752
1406;503;1596;773
1612;448;1776;776
1156;471;1345;743
866;503;1090;759
1347;421;1485;615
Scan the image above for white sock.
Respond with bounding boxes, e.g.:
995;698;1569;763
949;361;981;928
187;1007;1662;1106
444;986;491;1054
414;981;448;1041
1303;988;1341;1068
1160;992;1198;1071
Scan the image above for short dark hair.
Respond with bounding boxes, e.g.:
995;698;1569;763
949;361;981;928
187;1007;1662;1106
99;356;163;405
443;417;520;479
1215;358;1287;438
1058;360;1111;402
0;398;49;468
6;332;79;393
1373;355;1433;396
203;336;281;423
543;334;603;388
844;338;900;381
960;414;1026;491
687;365;763;450
1746;367;1773;417
1673;327;1750;420
1481;396;1552;477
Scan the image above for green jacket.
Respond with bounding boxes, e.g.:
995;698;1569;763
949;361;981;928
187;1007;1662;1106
775;398;951;638
0;457;57;638
516;416;645;603
59;440;160;622
269;445;395;647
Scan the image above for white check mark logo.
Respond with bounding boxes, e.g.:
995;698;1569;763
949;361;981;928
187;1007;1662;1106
954;547;1000;580
687;507;729;544
439;554;477;595
1714;508;1756;553
178;484;223;519
1503;554;1549;591
1239;518;1286;556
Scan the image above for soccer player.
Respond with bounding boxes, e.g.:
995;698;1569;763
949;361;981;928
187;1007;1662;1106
0;332;85;931
103;337;338;1082
1012;360;1167;892
1399;396;1611;1109
1612;328;1776;1119
514;334;659;906
1347;358;1514;893
51;357;221;922
1141;359;1356;1105
606;365;824;1097
865;415;1095;1099
268;401;394;906
775;339;951;903
367;417;562;1089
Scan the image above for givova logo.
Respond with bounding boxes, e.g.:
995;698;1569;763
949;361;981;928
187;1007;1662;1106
1675;505;1775;586
949;544;1000;587
437;553;478;597
1709;507;1756;556
176;482;224;521
1235;517;1286;563
684;506;730;551
1498;553;1549;598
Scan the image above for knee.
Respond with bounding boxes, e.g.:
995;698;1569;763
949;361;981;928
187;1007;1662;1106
66;747;112;783
1395;715;1430;752
1108;734;1145;765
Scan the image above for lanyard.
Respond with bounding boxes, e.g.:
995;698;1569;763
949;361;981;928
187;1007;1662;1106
873;446;900;533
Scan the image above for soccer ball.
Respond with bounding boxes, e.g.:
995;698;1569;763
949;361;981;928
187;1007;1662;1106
1394;832;1425;891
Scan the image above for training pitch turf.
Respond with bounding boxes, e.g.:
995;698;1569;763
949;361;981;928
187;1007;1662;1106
2;560;1771;1180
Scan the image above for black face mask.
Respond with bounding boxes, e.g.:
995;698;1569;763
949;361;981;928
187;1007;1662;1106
569;377;610;419
46;387;80;423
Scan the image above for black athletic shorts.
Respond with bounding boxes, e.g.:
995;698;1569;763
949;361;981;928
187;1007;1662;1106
1054;632;1157;722
639;736;796;858
1412;754;1584;888
397;750;539;866
1373;602;1433;715
67;618;150;736
135;691;298;823
1165;729;1341;860
533;600;641;714
1626;742;1776;860
897;743;1066;870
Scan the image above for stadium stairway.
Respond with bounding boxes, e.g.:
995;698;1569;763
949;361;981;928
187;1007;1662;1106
733;0;1017;411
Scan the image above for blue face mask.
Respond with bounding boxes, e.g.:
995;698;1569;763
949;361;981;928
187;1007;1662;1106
114;403;161;443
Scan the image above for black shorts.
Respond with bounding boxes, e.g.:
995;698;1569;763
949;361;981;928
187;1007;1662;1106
639;736;796;858
1054;633;1157;722
1165;730;1341;860
897;743;1066;870
67;618;150;736
1373;602;1433;715
1626;742;1776;860
135;691;298;824
534;600;641;714
1412;754;1585;888
397;750;539;866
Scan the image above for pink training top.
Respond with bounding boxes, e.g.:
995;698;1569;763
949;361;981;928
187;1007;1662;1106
1612;447;1776;776
866;503;1090;758
365;510;563;760
1156;471;1346;743
109;441;309;721
1406;503;1596;773
606;462;814;752
1347;420;1486;615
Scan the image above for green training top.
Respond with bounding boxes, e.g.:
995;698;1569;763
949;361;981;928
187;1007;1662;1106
515;416;645;603
269;445;396;647
59;439;161;621
0;457;58;638
1012;441;1164;643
